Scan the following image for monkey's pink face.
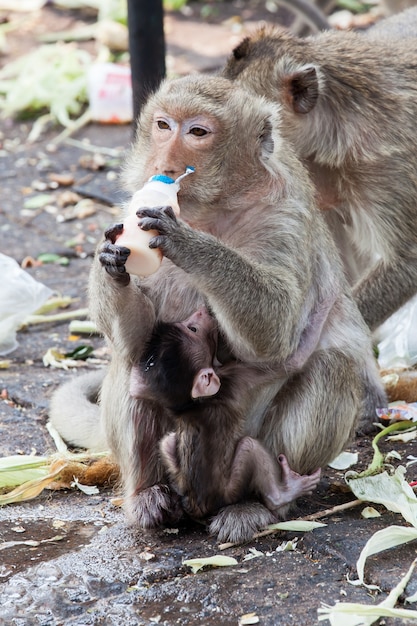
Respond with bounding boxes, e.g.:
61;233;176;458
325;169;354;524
176;307;219;367
148;111;219;182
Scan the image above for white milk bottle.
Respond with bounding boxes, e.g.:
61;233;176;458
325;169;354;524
116;168;194;277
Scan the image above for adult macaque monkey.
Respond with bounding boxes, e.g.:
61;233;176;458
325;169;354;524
221;14;417;331
130;307;321;528
50;74;385;543
370;6;417;37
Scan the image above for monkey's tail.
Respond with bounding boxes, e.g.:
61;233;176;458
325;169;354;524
48;369;108;452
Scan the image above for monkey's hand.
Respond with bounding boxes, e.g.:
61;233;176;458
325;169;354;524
98;223;131;286
138;206;187;259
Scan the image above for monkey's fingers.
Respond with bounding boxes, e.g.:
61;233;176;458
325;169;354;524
99;243;131;286
138;216;164;233
148;235;169;251
297;467;321;496
101;263;130;285
104;222;124;244
137;205;177;222
278;455;321;500
103;264;130;285
99;240;131;263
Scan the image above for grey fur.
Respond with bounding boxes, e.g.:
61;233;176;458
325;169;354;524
49;75;385;542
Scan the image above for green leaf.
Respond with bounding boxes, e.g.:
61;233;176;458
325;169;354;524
24;194;53;210
0;455;49;488
164;0;188;9
64;345;94;360
328;451;358;470
68;320;99;335
320;558;417;624
347;466;417;528
37;253;69;266
359;421;414;477
266;520;326;532
349;526;417;589
336;0;372;13
183;555;238;574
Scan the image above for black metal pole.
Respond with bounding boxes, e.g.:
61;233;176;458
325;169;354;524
127;0;166;129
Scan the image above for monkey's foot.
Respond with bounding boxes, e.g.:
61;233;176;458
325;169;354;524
209;502;276;543
266;455;321;512
357;377;387;435
125;484;183;528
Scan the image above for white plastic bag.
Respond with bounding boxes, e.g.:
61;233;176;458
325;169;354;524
377;293;417;369
0;253;53;355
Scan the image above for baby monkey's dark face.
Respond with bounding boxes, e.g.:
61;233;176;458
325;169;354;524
138;307;220;412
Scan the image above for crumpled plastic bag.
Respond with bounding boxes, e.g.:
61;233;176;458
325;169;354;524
376;402;417;423
377;294;417;368
0;253;53;355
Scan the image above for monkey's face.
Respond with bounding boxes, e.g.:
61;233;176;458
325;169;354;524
174;308;220;402
124;74;289;215
138;309;219;412
176;307;218;365
148;110;220;190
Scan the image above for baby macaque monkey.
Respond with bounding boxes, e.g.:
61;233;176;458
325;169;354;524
130;307;321;527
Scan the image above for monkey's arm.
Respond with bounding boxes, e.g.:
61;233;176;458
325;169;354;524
354;253;417;331
88;223;156;361
139;206;313;361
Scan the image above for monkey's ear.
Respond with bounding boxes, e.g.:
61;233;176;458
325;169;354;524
284;65;319;114
191;368;221;398
232;37;250;60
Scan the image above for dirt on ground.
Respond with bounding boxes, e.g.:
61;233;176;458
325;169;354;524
1;2;417;625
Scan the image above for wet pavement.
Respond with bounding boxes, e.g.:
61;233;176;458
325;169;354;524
0;488;416;625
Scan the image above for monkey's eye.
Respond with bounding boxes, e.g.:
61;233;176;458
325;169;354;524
188;325;198;333
157;120;170;130
144;354;156;372
189;127;209;137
